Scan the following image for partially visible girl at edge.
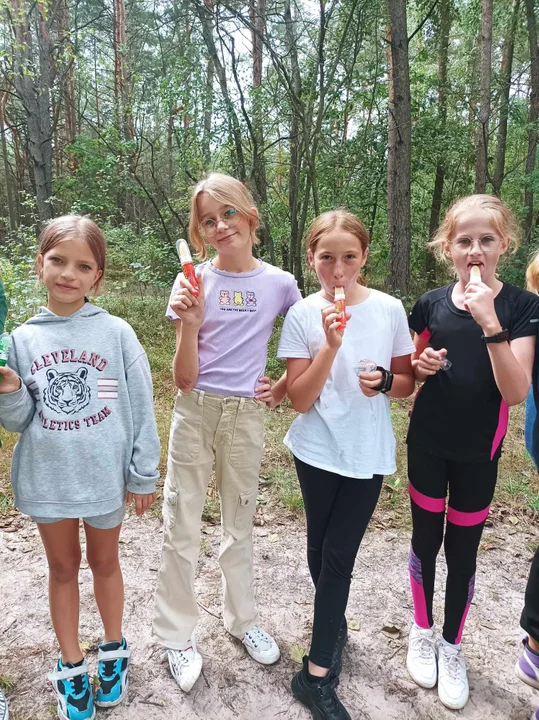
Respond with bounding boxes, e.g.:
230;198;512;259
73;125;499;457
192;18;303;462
406;195;539;711
278;210;415;720
514;250;539;720
152;173;301;693
0;216;160;720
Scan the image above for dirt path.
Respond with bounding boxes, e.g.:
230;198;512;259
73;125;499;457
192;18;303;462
1;509;538;720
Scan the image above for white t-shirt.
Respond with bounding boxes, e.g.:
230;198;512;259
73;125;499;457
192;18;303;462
277;289;415;479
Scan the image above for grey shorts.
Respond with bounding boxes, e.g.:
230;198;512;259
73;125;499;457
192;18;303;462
32;504;125;530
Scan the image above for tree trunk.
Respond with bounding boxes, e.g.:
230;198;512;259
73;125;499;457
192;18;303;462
492;0;520;196
387;1;412;296
60;0;77;172
474;0;492;193
202;57;214;166
525;0;539;241
10;0;54;223
284;0;304;292
194;0;246;180
0;94;17;231
427;0;451;283
249;0;275;263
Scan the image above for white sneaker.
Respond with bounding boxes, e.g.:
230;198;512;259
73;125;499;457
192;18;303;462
242;625;280;665
437;641;469;710
167;637;203;692
406;623;437;689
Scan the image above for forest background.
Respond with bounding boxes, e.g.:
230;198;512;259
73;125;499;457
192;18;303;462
1;0;539;511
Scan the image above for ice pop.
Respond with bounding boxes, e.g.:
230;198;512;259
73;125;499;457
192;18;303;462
470;265;481;282
176;239;199;297
334;286;346;330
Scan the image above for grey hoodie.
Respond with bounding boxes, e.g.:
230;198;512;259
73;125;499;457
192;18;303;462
0;303;160;517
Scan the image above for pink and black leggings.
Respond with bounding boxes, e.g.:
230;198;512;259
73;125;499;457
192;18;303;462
407;445;498;645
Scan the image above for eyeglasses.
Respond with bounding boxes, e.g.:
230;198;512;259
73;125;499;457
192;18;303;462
451;236;500;254
200;207;241;237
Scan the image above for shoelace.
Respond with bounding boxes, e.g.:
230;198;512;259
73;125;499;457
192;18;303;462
440;649;463;681
245;626;271;649
67;672;86;696
170;648;192;670
412;634;436;660
100;658;118;679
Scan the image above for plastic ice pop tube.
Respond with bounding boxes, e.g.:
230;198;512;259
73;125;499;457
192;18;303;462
334;286;346;330
353;360;377;376
470;265;482;282
0;333;10;382
176;239;199;297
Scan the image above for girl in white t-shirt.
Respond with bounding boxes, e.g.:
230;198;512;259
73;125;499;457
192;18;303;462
278;210;415;720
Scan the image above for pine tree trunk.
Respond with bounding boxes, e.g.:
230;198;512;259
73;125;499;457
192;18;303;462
387;1;411;296
525;0;539;241
474;0;492;193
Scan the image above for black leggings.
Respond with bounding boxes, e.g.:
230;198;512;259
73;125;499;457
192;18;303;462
407;445;498;644
521;546;539;644
294;456;382;668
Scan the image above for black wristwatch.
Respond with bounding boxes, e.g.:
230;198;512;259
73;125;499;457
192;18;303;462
481;329;510;344
374;366;394;394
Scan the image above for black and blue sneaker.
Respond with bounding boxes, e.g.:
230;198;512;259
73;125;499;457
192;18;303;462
48;657;95;720
95;637;130;707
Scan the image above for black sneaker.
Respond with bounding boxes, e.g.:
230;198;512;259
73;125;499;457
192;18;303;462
330;618;348;676
291;656;351;720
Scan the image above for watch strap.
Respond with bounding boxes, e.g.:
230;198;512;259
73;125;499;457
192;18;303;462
481;329;509;344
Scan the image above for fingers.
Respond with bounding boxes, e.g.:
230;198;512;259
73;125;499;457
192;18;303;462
418;347;446;375
125;491;133;506
130;492;157;516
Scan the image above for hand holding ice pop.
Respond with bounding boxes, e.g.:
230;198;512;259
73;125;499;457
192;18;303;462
170;272;205;328
176;239;199;297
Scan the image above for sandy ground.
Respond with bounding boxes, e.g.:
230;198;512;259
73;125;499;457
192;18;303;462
1;508;539;720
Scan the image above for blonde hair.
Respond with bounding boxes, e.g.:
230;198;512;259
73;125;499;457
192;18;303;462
429;194;521;263
527;249;539;294
305;210;370;287
37;215;106;292
188;173;259;260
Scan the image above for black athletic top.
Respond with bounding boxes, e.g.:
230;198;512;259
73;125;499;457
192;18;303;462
407;283;539;463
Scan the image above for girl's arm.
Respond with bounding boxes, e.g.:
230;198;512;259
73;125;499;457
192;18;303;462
0;341;35;433
125;352;160;507
171;273;204;392
465;282;534;406
485;334;534;406
286;306;342;414
255;372;288;408
359;354;415;398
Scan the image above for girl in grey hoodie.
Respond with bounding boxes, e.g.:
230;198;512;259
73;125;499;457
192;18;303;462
0;216;160;720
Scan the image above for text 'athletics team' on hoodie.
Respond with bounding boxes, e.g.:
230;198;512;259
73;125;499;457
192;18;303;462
0;302;160;518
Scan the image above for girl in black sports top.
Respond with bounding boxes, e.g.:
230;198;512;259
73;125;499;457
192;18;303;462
405;195;539;711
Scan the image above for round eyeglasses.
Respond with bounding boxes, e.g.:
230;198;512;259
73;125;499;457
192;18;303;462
200;208;241;237
451;236;500;254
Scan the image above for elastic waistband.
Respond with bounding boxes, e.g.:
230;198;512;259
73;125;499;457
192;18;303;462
179;387;260;409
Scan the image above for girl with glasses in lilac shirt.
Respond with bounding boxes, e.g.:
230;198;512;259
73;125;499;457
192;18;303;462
153;173;301;692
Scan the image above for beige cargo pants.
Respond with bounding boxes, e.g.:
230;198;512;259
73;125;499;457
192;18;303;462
153;389;265;648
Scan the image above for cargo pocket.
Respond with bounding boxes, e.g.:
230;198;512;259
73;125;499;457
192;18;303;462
162;483;179;530
234;487;258;530
169;395;203;463
229;404;265;469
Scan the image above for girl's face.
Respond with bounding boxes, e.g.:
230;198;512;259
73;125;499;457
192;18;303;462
308;228;368;299
445;210;510;284
197;192;257;258
37;238;102;316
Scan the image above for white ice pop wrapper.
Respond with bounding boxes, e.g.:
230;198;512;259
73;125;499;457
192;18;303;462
470;265;481;282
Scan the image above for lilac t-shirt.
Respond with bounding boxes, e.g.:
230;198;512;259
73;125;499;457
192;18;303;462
166;260;301;397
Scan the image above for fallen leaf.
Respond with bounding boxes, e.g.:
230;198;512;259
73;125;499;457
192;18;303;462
508;516;519;525
268;534;279;543
80;640;91;653
202;526;216;535
289;644;307;665
349;620;360;631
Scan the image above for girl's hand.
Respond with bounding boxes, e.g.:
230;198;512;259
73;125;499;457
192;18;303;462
416;346;447;376
359;368;383;397
254;375;278;408
170;273;205;328
126;491;157;516
321;306;351;350
463;281;497;327
0;365;21;394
